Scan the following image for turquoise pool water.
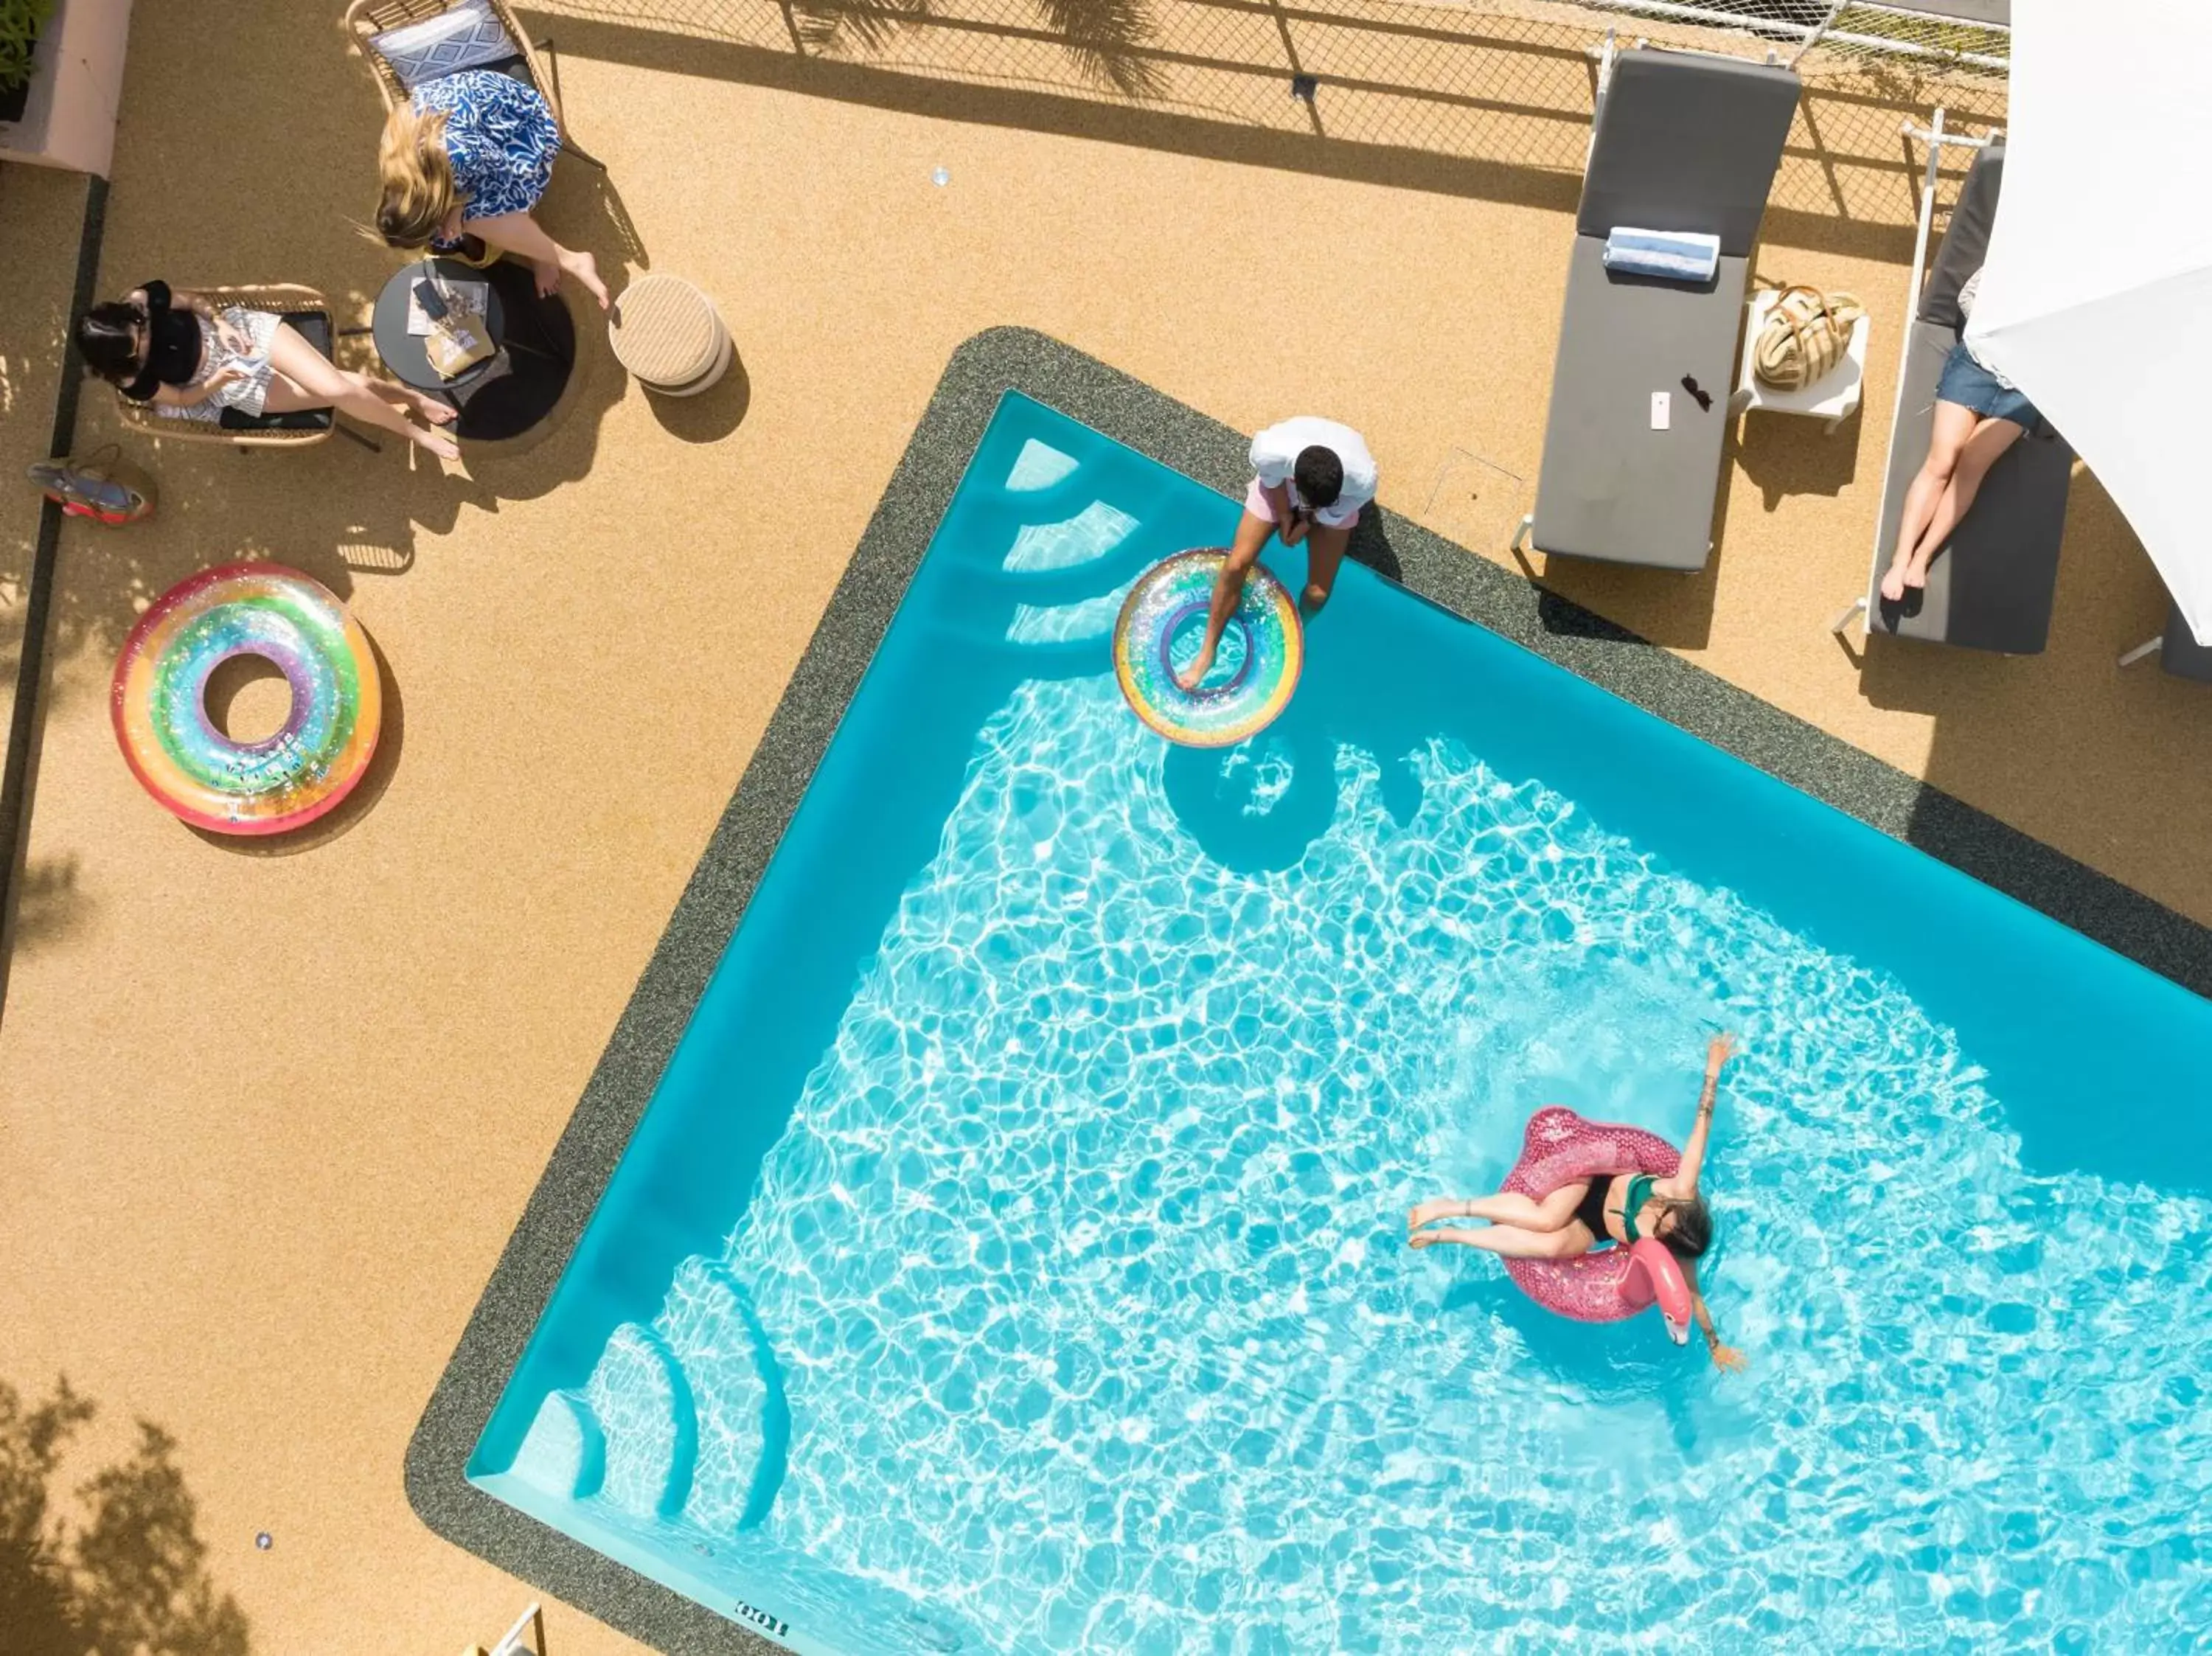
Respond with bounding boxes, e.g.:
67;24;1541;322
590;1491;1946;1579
471;394;2212;1654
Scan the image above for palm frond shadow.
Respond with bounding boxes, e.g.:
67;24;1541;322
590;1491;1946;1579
794;0;1167;98
793;0;932;57
1034;0;1169;99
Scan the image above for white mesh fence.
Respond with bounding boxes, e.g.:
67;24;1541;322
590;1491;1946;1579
1568;0;2006;74
530;0;2008;240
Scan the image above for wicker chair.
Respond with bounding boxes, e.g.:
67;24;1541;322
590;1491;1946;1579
112;284;378;451
343;0;605;170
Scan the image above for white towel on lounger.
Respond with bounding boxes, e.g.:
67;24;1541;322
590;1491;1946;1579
1601;227;1721;284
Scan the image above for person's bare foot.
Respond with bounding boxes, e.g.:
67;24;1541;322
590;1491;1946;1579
1408;1229;1475;1250
1901;552;1933;591
531;254;563;299
1175;643;1217;694
411;394;459;426
559;248;610;310
411;422;460;462
1408;1199;1467;1232
1878;557;1912;603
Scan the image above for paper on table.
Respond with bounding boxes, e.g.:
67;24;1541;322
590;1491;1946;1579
425;318;495;378
406;277;489;336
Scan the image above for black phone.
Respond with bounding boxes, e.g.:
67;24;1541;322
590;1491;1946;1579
414;279;449;322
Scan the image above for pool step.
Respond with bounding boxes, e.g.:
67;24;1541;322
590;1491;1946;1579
1001;499;1139;575
507;1388;608;1502
582;1321;700;1521
1003;437;1079;492
505;1266;790;1529
658;1257;788;1531
1006;574;1142;647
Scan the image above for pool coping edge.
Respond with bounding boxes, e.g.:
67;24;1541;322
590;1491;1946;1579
405;324;2212;1656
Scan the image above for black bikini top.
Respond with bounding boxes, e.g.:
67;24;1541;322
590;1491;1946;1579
121;281;204;402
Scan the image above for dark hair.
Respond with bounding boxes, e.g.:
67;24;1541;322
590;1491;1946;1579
1658;1194;1712;1260
76;300;147;385
1293;445;1343;510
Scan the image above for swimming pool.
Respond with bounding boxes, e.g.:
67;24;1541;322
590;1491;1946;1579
456;386;2212;1654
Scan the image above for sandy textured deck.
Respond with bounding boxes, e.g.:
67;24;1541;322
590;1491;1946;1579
0;3;2204;1654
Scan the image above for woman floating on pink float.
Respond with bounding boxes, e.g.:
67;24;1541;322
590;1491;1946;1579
1408;1034;1747;1372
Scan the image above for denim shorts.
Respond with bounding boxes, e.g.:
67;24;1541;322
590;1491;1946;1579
1935;341;2039;428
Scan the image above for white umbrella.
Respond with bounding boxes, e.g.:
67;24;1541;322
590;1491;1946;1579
1964;0;2212;644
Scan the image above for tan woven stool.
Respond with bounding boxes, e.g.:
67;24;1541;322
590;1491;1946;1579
607;275;733;397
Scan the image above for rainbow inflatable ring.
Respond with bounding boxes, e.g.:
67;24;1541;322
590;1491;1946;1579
1501;1106;1695;1344
110;563;381;836
1113;549;1304;748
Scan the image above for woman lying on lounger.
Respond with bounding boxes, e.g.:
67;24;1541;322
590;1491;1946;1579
77;281;459;459
1407;1033;1746;1371
1879;268;2042;603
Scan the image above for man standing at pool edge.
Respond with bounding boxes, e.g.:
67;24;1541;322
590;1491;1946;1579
1176;415;1379;692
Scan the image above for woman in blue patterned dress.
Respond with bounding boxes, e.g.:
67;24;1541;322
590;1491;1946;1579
375;68;608;310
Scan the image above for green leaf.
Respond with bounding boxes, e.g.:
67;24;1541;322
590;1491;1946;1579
0;0;57;97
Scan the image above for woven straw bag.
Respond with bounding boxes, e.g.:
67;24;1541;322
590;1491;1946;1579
1753;285;1864;392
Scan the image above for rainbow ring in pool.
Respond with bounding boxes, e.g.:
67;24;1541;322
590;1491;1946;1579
1113;549;1304;748
110;562;382;836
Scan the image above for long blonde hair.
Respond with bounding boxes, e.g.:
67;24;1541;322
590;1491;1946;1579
375;103;458;249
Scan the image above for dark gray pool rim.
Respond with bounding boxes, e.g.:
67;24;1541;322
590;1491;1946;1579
404;326;2212;1655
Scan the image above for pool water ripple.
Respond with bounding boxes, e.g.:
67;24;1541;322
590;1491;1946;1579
532;674;2211;1652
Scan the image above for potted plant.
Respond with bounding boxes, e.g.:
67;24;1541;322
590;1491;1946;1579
0;0;131;176
0;0;57;125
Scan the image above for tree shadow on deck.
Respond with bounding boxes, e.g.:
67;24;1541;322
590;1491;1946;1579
1;1377;251;1656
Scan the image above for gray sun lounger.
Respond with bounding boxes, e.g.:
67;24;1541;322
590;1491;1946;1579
1517;48;1800;571
1847;142;2075;653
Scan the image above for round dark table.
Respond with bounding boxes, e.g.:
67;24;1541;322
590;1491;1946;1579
371;257;575;442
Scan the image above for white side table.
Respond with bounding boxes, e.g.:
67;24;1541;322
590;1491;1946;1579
1730;289;1871;433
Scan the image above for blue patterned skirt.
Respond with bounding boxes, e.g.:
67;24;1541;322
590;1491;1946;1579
412;68;561;248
